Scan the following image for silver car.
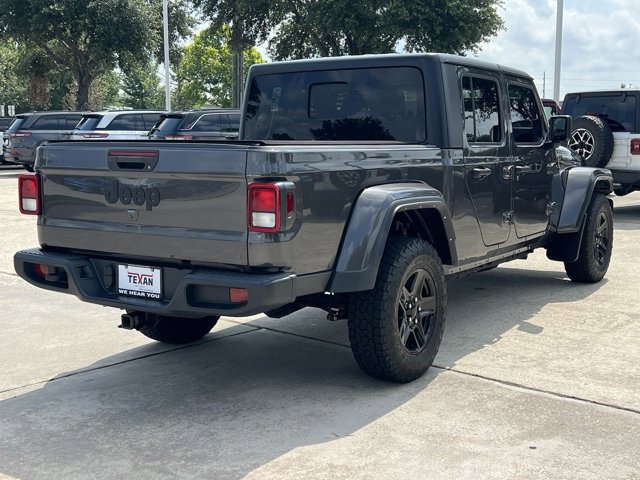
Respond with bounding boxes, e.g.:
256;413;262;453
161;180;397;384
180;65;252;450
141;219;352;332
70;110;165;140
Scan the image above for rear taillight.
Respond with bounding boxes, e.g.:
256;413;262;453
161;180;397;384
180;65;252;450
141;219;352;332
631;139;640;155
164;134;193;140
18;174;41;215
249;183;280;232
82;133;109;138
11;130;32;138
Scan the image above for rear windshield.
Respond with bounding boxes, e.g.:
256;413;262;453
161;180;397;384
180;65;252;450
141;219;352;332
6;117;27;132
563;93;637;132
76;116;103;131
150;116;184;134
244;67;426;142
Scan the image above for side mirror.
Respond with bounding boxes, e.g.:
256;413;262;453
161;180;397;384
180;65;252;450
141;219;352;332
549;115;572;143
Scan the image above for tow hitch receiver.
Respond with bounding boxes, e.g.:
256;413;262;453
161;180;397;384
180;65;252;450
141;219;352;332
119;313;144;330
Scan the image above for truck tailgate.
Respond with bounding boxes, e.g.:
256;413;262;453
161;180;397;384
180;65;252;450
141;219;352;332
37;141;248;266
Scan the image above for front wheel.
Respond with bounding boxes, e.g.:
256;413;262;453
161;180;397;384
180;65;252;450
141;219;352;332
348;237;447;383
564;193;613;283
137;313;219;344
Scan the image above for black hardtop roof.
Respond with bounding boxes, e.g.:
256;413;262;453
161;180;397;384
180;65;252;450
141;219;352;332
248;53;532;80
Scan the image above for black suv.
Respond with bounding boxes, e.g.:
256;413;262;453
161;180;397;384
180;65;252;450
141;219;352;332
4;111;84;171
149;109;241;140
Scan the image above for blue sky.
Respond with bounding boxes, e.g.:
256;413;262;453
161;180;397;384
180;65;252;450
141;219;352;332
473;0;640;100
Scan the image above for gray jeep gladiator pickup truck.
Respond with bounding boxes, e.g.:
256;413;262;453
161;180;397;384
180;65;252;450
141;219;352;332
14;54;614;383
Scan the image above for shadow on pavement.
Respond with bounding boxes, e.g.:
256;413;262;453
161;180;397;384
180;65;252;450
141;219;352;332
612;202;640;231
0;323;432;480
0;264;608;479
439;266;606;368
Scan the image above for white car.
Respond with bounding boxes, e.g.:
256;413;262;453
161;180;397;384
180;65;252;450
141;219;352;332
564;90;640;196
70;110;165;141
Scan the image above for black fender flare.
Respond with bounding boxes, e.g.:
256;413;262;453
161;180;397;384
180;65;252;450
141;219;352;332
547;166;613;262
328;183;456;293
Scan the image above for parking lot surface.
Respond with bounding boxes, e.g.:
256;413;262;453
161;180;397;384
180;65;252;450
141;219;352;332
0;164;639;479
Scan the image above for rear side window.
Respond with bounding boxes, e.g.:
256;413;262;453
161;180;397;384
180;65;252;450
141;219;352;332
192;114;222;132
463;76;502;144
142;113;163;130
228;113;240;131
245;67;426;142
509;84;544;144
107;114;143;131
63;115;82;129
32;116;60;130
563;93;637;132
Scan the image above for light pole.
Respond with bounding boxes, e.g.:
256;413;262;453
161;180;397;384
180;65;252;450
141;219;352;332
163;0;171;111
553;0;563;103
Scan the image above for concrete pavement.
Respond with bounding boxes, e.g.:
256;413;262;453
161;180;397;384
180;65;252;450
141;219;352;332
0;165;638;479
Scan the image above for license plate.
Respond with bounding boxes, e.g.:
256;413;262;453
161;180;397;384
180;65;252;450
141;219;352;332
118;264;162;299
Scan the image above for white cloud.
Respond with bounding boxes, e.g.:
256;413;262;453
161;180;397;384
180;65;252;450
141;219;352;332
471;0;640;100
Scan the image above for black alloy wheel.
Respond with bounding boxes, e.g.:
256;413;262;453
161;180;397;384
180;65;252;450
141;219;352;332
398;268;438;354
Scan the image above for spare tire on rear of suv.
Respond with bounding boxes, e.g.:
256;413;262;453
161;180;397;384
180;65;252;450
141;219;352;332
568;115;614;168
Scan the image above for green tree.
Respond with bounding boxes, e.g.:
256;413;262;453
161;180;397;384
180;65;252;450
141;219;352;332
90;70;123;110
270;0;505;59
192;0;277;107
176;26;263;108
0;0;193;110
0;41;28;113
196;0;503;59
121;61;165;109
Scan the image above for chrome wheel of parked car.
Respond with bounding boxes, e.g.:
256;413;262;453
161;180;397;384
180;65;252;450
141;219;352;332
569;128;595;160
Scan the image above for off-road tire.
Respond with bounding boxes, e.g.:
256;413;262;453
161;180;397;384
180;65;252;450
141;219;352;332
568;115;614;168
564;193;613;283
138;314;219;344
348;237;446;383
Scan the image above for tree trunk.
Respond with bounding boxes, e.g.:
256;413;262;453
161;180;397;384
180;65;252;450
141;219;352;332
231;47;244;109
75;74;91;111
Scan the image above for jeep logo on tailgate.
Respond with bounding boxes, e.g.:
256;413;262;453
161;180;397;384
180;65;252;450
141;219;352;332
105;180;161;211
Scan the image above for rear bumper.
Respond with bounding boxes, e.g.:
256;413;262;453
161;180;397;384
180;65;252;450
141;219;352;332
14;248;301;317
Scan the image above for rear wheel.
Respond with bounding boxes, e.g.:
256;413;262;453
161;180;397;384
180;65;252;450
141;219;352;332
564;193;613;283
138;313;219;344
348;237;446;383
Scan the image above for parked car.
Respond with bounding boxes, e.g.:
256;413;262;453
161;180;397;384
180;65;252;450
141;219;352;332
70;110;165;141
4;111;84;171
0;117;15;164
563;89;640;195
149;108;241;140
542;98;561;118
